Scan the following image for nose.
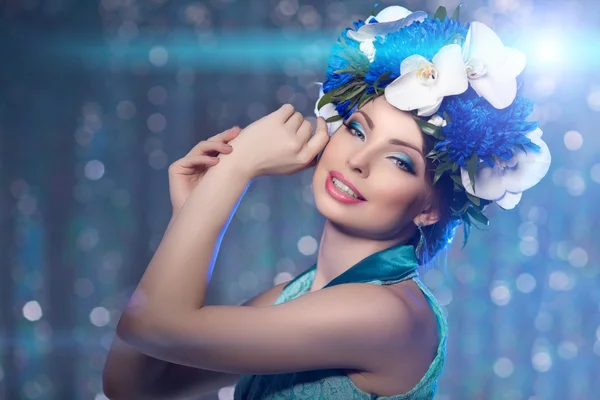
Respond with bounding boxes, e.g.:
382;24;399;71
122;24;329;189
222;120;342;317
347;151;370;178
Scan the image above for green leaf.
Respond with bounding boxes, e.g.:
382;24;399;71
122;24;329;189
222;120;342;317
433;161;454;185
328;81;361;98
338;84;367;102
468;208;490;226
358;92;374;109
415;119;439;137
370;2;378;17
426;149;438;158
325;114;343;123
317;91;334;111
460;200;469;213
466;154;479;193
461;215;472;248
452;3;462;21
450;174;463;186
442;111;453;124
434;6;448;21
333;68;358;75
466;193;481;206
373;72;391;94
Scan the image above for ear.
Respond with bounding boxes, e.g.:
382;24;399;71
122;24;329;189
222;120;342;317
413;203;440;227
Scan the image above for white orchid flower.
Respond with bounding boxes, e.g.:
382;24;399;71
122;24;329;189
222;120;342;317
347;5;427;62
384;44;469;117
460;128;551;210
428;114;447;127
462;21;527;109
314;86;344;136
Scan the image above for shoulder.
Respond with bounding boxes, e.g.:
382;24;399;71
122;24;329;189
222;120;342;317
381;278;440;351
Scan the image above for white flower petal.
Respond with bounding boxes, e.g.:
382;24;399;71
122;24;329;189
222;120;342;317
417;100;443;117
502;47;527;77
433;44;469;96
359;41;376;61
388;46;467;114
461;164;507;200
327;119;344;136
469;72;517;109
503;129;551;192
460;128;551;203
463;21;505;66
384;72;442;112
495;192;522;209
346;30;373;42
401;11;428;26
374;5;412;22
400;54;428;75
428;115;447;127
347;8;426;43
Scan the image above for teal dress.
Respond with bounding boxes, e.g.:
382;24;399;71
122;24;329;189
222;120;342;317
234;244;448;400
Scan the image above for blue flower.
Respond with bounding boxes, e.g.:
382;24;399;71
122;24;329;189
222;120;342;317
323;29;363;94
437;87;539;167
366;17;469;86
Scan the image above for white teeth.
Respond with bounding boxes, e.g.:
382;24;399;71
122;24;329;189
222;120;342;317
332;177;360;199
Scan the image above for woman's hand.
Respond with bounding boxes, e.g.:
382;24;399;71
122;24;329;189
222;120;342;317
222;104;329;179
168;126;241;214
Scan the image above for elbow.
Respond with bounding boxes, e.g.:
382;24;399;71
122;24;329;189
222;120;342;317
101;381;120;400
116;310;166;356
115;315;136;344
102;364;130;400
116;307;150;347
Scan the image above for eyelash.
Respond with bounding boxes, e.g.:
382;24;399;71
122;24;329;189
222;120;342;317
343;121;415;174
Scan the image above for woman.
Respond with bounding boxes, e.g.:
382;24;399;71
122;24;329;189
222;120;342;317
103;4;551;400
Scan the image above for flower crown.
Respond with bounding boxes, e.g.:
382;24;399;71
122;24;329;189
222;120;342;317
314;4;551;244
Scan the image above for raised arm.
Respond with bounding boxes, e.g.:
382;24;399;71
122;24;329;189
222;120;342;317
113;107;418;378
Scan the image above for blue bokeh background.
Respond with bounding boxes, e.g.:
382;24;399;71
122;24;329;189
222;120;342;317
1;0;599;399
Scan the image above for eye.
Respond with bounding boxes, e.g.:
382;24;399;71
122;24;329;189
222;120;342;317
388;156;416;175
344;121;365;141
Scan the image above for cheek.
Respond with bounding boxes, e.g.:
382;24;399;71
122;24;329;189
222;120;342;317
367;172;424;214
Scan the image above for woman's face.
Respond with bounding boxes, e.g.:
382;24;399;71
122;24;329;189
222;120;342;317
313;96;435;240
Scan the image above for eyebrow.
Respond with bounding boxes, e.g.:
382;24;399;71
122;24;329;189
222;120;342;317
354;110;425;158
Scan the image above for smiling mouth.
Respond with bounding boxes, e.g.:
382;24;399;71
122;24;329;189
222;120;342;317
330;175;365;200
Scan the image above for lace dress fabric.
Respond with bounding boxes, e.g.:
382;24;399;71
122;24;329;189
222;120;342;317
234;266;447;400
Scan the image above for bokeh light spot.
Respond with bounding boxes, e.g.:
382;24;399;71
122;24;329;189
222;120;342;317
563;130;583;151
149;46;169;67
493;357;514;378
297;236;318;256
23;301;43;321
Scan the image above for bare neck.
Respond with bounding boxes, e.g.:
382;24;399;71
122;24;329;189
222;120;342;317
309;220;405;292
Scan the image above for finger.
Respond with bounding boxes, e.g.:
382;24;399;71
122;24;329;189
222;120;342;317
187;131;230;156
186;141;233;157
296;119;313;144
176;154;220;170
207;126;241;143
270;103;295;123
302;117;329;161
285;111;304;132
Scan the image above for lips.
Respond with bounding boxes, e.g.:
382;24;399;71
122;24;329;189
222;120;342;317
329;170;366;200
